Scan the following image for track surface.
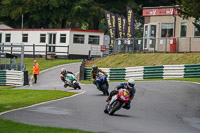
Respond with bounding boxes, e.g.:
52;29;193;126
1;62;200;133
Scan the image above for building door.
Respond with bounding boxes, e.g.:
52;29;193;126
48;33;56;53
143;23;158;51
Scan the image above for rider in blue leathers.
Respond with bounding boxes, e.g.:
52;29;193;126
106;78;136;109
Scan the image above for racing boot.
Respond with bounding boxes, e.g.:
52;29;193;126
64;84;68;88
106;96;111;102
104;104;109;113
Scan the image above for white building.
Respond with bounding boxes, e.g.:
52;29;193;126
0;29;105;59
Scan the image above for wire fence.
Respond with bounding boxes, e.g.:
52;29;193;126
113;37;200;53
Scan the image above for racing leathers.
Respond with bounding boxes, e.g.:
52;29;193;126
90;68;107;89
107;82;136;110
60;71;74;88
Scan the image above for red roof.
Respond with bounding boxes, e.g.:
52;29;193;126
0;29;104;33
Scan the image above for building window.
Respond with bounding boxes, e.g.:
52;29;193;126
73;34;84;44
88;35;99;45
22;34;28;42
40;34;46;43
60;34;66;43
5;34;11;42
180;22;187;38
194;21;200;37
161;23;174;37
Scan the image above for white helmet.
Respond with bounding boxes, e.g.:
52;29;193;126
127;78;135;88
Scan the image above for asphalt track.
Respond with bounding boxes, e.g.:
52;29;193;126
1;62;200;133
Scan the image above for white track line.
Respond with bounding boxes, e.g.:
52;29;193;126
0;90;86;116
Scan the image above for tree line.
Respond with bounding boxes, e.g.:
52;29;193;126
0;0;199;36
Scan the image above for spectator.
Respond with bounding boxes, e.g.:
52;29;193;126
33;60;40;83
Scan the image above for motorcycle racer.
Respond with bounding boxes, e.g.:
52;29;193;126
106;78;136;110
60;68;75;88
90;65;108;89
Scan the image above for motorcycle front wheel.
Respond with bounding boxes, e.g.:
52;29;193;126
108;100;122;115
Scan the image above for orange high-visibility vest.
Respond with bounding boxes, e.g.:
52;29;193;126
33;62;40;75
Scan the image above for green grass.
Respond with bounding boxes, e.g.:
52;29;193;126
24;58;82;75
86;53;200;68
0;86;76;113
0;86;101;133
0;119;100;133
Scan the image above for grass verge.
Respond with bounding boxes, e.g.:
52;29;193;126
0;86;101;133
24;58;82;75
0;86;76;113
0;119;98;133
86;53;200;68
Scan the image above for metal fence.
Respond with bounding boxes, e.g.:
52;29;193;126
0;43;69;59
0;43;25;71
113;37;200;53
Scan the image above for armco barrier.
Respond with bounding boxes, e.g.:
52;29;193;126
163;65;184;79
85;68;92;80
184;64;200;78
0;70;6;85
125;66;144;80
84;64;200;80
109;68;125;80
143;66;164;79
0;70;24;86
84;68;110;80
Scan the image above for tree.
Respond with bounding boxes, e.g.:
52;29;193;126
176;0;200;31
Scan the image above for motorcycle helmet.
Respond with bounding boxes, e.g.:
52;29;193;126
61;68;66;75
92;65;98;72
127;78;135;88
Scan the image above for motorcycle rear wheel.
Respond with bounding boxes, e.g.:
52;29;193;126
74;82;81;89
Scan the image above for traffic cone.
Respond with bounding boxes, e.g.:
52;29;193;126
54;87;56;90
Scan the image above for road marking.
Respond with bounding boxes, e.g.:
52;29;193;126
0;90;86;116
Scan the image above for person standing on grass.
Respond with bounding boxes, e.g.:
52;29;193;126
33;60;40;83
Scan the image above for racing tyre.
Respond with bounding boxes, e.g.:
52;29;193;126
108;100;122;115
102;83;109;95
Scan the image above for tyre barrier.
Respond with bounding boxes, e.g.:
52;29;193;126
0;70;25;86
84;64;200;80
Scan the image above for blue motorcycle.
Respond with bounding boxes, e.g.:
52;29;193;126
95;73;109;95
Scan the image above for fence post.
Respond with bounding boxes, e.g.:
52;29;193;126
165;38;167;53
2;43;4;52
33;44;35;59
189;37;191;52
67;45;69;56
88;50;91;60
11;43;13;54
45;44;47;60
79;59;86;80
